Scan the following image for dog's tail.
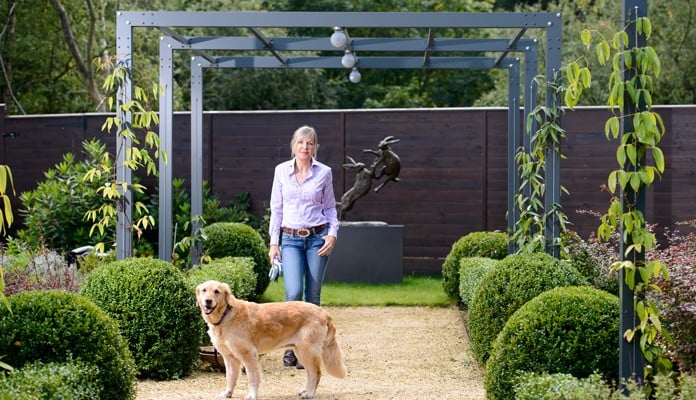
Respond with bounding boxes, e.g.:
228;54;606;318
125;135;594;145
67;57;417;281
322;316;347;378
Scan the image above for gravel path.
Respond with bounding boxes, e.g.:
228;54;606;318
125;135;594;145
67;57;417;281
136;306;485;400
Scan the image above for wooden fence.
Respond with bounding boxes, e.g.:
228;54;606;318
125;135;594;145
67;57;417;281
2;105;694;274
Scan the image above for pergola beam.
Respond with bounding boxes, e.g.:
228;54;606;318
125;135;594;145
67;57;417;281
494;27;527;67
248;28;288;66
119;11;561;29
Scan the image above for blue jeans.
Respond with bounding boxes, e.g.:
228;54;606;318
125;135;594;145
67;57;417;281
281;228;329;306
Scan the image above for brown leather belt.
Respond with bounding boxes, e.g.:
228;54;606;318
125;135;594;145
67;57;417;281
281;224;326;238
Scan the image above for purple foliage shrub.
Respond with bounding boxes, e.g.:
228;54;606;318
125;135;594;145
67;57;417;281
648;221;696;372
2;243;85;295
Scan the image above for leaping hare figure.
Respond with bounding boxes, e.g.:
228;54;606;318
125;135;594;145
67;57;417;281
364;136;401;192
336;156;376;220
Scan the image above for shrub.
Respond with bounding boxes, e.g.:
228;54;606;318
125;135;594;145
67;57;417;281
441;231;508;300
186;256;257;300
564;230;620;296
515;372;611;400
485;286;619;400
202;222;270;300
649;223;696;372
16;139;152;255
2;243;86;295
458;256;497;309
149;179;269;269
80;258;201;380
514;371;696;400
468;252;586;364
0;360;101;400
0;290;136;400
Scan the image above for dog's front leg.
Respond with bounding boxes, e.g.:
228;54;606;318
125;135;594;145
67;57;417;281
218;354;242;398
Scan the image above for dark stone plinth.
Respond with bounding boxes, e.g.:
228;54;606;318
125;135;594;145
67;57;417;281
325;221;403;284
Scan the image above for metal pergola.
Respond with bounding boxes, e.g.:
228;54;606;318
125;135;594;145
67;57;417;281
115;10;562;262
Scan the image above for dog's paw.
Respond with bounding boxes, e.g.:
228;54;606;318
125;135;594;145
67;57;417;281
217;389;233;398
298;389;316;399
243;394;257;400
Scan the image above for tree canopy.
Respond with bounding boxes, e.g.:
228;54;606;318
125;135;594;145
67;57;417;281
0;0;693;115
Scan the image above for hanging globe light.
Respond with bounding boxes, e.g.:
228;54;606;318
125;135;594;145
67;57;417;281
349;68;361;83
341;50;356;68
330;27;347;48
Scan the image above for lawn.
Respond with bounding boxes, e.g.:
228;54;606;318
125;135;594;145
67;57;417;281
260;274;454;307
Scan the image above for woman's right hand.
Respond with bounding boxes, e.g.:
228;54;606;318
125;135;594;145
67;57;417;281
269;244;281;264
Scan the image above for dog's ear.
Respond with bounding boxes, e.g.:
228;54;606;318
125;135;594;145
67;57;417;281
223;282;235;307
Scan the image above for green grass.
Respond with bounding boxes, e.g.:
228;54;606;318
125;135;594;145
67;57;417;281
260;274;454;307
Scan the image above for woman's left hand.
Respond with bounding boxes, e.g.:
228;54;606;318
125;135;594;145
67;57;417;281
318;235;337;257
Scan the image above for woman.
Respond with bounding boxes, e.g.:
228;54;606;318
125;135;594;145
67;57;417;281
268;125;339;368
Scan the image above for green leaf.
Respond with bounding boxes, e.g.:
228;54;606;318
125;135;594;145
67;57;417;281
605;116;620;139
652;147;665;172
630;172;642;191
618;170;630;189
579;68;591;88
564;89;575;109
646;46;661;77
617;145;627;166
581;29;592;46
626;144;637;166
612;32;622;50
638;170;652;185
643;89;653;108
608;170;618;193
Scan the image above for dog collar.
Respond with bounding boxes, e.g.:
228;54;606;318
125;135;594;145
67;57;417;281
212;305;231;326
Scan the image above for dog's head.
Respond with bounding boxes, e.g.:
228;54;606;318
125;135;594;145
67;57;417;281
195;280;236;321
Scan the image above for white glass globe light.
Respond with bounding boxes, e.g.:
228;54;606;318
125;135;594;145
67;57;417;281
349;68;361;83
330;29;347;48
341;51;356;68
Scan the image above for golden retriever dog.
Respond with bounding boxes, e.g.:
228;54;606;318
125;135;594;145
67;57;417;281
196;280;347;400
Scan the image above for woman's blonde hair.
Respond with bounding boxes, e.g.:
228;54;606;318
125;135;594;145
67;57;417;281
290;125;319;157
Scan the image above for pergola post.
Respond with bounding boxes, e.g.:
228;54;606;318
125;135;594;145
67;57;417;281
115;12;133;260
544;15;563;257
619;0;647;387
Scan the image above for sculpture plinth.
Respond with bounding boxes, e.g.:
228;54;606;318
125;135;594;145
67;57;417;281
325;221;403;284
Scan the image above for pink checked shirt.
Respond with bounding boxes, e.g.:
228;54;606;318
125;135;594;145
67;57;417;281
269;158;339;246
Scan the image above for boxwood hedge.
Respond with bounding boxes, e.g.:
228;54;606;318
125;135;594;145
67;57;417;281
485;286;619;400
468;252;587;364
0;360;101;400
202;222;270;299
0;290;136;400
458;256;498;309
80;257;201;380
441;231;508;301
186;256;257;300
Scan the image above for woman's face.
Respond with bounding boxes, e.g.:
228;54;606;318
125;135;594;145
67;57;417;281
293;135;316;161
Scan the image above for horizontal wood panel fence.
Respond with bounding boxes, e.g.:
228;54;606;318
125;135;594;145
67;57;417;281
2;106;694;275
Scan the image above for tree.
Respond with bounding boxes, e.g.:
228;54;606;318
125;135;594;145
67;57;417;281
475;0;696;106
0;0;115;114
1;0;500;114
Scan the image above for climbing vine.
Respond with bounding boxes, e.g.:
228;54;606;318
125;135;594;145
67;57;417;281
512;73;571;255
573;15;672;387
83;56;164;254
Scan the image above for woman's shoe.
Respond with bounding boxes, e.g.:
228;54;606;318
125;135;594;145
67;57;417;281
283;349;297;367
